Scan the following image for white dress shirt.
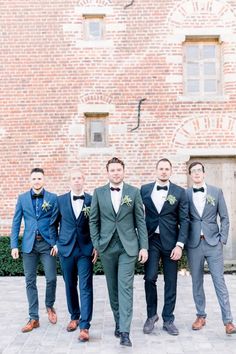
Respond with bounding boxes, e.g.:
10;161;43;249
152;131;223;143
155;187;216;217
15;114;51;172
151;181;169;233
192;183;207;236
71;191;84;219
110;182;123;214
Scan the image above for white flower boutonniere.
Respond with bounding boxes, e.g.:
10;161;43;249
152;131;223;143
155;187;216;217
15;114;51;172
82;205;91;218
206;194;215;206
42;200;52;212
121;195;132;207
166;194;177;205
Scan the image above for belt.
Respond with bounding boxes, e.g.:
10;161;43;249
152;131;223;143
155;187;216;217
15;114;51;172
200;235;205;240
36;235;43;241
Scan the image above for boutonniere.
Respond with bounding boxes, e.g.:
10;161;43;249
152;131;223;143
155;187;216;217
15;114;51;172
42;200;52;212
82;205;91;218
206;194;215;206
121;195;132;207
166;194;177;205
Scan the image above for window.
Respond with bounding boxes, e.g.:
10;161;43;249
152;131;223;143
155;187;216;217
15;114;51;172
183;38;222;96
85;113;108;147
83;15;105;41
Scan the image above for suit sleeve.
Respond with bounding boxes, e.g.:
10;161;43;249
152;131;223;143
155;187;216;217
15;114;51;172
89;189;101;250
49;198;60;246
134;189;148;250
218;189;229;244
177;189;189;245
10;196;23;249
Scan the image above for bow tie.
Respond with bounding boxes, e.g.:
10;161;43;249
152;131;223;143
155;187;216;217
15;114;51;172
73;195;85;201
193;187;205;193
156;185;168;191
32;193;44;199
110;187;121;192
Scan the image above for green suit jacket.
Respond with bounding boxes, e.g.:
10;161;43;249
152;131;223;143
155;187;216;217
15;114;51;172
89;183;148;257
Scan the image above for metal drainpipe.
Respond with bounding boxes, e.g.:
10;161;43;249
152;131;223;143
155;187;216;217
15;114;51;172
130;98;147;132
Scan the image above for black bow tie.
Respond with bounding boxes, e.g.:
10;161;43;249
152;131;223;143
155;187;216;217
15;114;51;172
193;187;205;193
73;195;85;201
110;187;121;192
32;193;44;199
156;185;168;191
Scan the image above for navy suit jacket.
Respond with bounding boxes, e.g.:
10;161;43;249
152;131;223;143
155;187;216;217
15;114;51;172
11;190;57;253
141;181;189;250
50;192;93;257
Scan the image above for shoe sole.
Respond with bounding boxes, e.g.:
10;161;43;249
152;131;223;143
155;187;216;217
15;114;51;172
163;326;179;336
192;323;206;330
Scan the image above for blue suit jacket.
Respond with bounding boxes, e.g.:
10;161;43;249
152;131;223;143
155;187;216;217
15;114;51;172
141;181;189;250
50;192;93;257
11;190;57;253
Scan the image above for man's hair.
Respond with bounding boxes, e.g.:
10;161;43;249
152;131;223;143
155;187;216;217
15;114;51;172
156;158;172;169
30;167;44;175
106;157;125;171
188;161;205;174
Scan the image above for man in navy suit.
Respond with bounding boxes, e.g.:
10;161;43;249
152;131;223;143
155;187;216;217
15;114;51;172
141;158;189;335
50;168;97;342
186;161;236;335
11;168;57;333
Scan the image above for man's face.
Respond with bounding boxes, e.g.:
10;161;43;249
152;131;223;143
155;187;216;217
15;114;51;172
30;172;45;192
70;170;85;194
190;164;205;185
156;161;172;183
107;163;125;185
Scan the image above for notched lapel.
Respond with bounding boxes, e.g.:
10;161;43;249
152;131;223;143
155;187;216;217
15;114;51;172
104;185;116;217
25;191;35;216
143;183;159;214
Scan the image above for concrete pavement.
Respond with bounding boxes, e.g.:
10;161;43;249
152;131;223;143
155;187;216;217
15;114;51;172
0;274;236;354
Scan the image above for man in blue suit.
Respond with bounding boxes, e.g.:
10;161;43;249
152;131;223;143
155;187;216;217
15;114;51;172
11;168;57;333
141;158;189;336
50;168;97;342
186;161;236;335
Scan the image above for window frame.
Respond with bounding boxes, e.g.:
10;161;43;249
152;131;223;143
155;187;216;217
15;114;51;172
83;14;105;41
85;113;108;148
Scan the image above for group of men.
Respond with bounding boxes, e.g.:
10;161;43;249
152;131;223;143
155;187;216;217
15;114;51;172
10;157;236;347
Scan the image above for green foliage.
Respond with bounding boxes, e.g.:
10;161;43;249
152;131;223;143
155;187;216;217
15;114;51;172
0;236;188;276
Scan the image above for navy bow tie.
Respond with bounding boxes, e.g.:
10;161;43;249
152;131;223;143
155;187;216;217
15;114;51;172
157;185;168;191
110;187;121;192
32;193;44;199
193;187;205;193
73;195;85;201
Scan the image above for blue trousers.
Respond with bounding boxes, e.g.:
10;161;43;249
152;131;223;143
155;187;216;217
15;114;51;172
22;239;57;320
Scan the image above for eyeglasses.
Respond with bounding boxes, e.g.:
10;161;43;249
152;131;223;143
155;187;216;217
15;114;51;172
190;168;203;174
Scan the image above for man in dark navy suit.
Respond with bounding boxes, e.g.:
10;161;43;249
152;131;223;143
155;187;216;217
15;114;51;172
50;168;97;342
141;158;189;336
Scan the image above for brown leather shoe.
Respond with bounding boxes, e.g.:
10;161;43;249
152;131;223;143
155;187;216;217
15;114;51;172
192;316;206;330
225;322;236;334
21;319;40;333
67;320;79;332
47;307;57;324
78;329;89;342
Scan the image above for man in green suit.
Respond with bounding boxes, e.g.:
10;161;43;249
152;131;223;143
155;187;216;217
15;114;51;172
90;157;148;347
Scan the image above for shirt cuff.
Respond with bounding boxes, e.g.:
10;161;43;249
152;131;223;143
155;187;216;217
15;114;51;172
176;242;184;249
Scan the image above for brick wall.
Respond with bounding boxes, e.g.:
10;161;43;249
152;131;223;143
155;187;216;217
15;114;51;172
1;0;236;235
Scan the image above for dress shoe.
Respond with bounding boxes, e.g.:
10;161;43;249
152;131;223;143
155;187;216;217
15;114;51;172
143;314;159;334
47;307;57;324
67;319;79;332
163;321;179;335
78;329;89;342
120;332;132;347
225;322;236;334
114;323;120;338
192;316;206;330
21;319;40;333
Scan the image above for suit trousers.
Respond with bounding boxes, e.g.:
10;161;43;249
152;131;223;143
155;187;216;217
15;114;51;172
187;239;233;324
100;232;137;333
59;246;93;329
144;233;178;322
22;239;57;320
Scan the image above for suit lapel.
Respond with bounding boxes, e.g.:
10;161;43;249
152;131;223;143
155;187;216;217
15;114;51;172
25;191;35;216
188;188;203;217
116;182;128;217
145;182;159;214
104;184;117;217
159;182;174;214
67;192;77;221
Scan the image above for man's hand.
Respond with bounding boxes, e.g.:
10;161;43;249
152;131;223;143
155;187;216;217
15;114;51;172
92;249;98;264
138;249;148;264
50;245;58;257
170;246;182;261
11;248;19;259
